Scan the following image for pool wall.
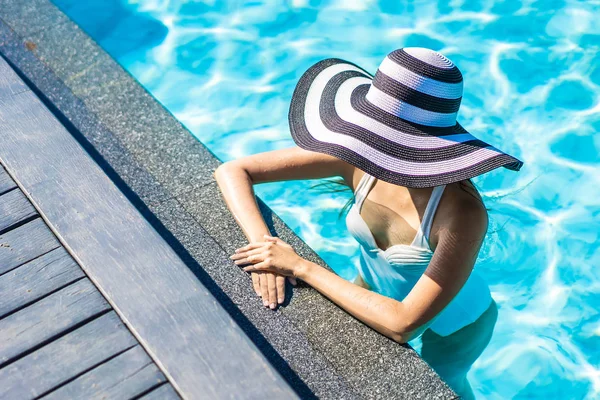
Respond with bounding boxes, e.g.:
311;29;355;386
0;1;456;398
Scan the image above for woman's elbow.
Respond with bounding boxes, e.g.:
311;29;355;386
213;162;230;180
388;315;423;344
214;161;241;183
389;327;416;344
387;319;410;344
389;332;407;344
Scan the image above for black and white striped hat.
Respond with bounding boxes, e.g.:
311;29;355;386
288;47;523;188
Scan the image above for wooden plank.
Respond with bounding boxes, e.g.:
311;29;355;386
0;56;296;399
0;56;29;97
0;278;111;365
141;383;181;400
0;188;37;233
0;167;16;195
0;247;84;318
42;345;167;400
0;311;137;399
0;218;60;275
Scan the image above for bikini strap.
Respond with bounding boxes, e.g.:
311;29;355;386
354;172;376;210
411;185;447;247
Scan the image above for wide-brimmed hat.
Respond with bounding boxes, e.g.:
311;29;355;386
288;47;523;188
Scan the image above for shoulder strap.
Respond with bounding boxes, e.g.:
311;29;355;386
354;172;376;210
419;185;447;241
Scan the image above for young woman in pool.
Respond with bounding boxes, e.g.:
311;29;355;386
215;48;523;398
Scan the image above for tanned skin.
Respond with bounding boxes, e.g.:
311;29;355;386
214;146;488;343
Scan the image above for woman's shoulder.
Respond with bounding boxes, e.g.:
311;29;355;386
430;181;489;251
344;166;368;193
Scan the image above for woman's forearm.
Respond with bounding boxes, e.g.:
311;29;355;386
214;163;271;243
296;260;414;343
215;163;291;308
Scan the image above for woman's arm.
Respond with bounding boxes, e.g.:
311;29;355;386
214;146;353;308
233;198;488;343
214;163;282;309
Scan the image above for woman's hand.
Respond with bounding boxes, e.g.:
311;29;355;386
250;271;291;310
231;235;302;307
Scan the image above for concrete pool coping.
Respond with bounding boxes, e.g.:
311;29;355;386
0;1;457;399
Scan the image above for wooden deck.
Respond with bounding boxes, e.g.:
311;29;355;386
0;165;177;399
0;45;296;399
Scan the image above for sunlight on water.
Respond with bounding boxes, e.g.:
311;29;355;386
52;0;600;398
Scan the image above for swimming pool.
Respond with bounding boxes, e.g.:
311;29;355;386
51;0;600;398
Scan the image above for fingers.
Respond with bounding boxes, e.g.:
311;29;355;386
276;275;286;304
236;253;293;310
259;272;269;307
251;272;260;296
241;260;269;273
234;241;270;254
267;273;277;309
253;271;285;309
230;247;266;264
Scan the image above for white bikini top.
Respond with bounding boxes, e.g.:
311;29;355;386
345;172;493;337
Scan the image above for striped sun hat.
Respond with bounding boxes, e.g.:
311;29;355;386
288;47;523;188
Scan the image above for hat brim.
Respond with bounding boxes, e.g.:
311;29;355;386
288;58;523;188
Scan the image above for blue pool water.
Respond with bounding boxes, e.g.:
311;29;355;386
52;1;600;398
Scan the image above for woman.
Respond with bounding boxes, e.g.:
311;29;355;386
215;48;523;398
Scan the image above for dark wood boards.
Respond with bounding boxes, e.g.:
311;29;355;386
0;311;137;399
141;383;181;400
0;278;110;365
42;345;166;400
0;168;16;195
0;188;37;233
0;56;296;398
0;247;84;318
0;218;60;275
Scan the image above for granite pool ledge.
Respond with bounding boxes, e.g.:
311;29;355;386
0;2;457;399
